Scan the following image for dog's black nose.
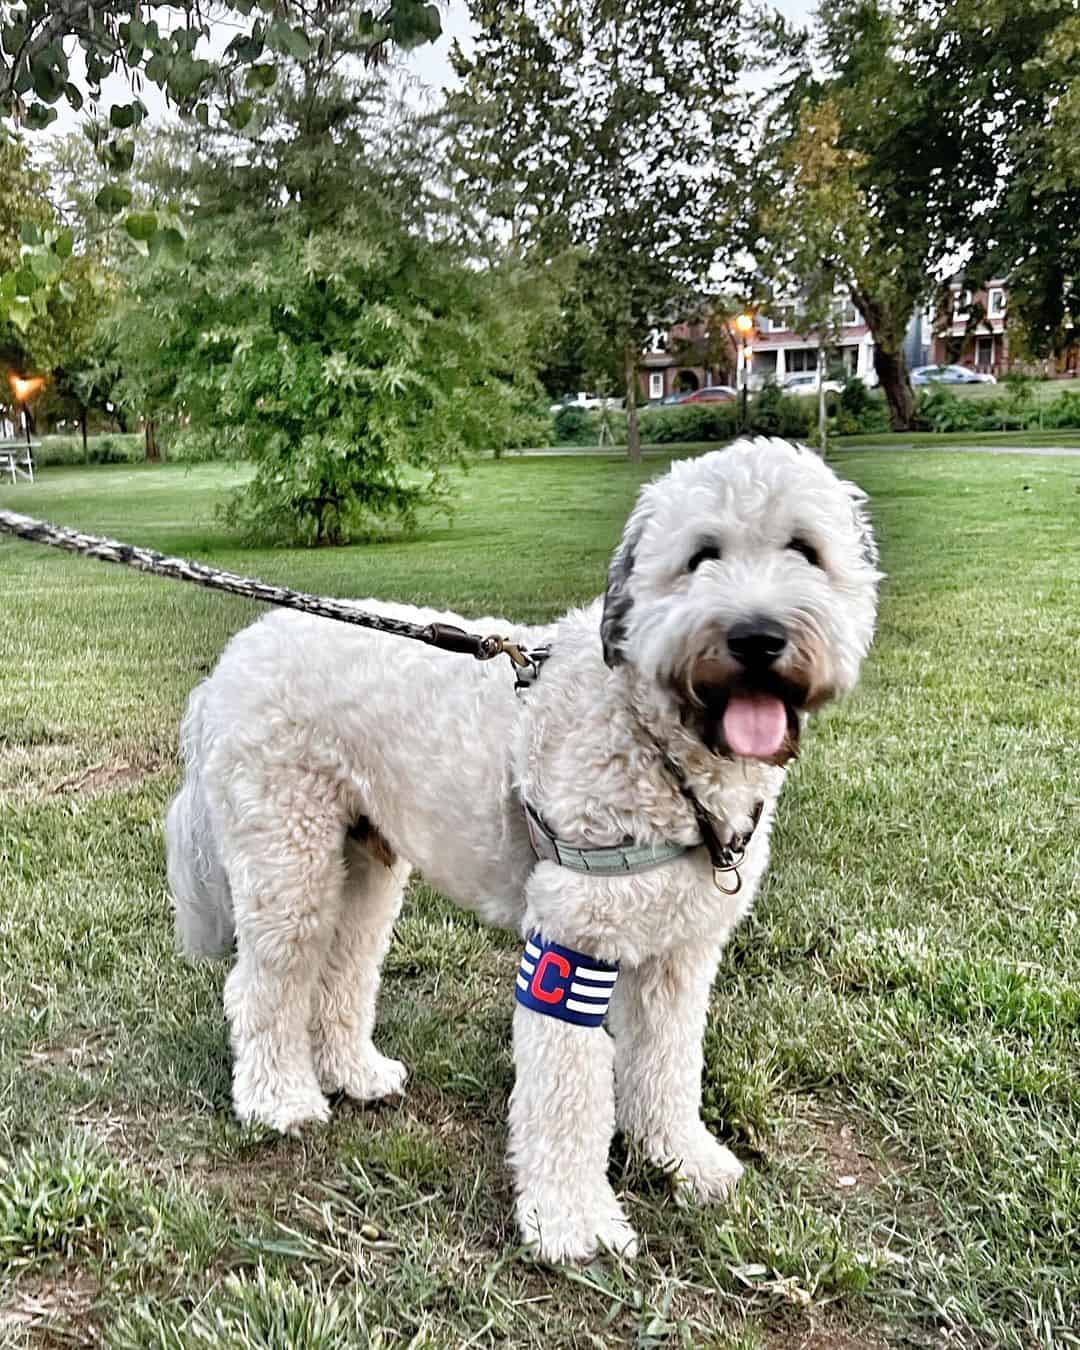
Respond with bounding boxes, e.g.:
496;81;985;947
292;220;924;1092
727;618;787;668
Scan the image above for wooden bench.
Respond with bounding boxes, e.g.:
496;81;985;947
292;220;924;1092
0;439;38;484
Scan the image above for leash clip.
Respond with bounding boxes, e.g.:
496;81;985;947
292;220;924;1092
513;645;551;695
711;839;747;894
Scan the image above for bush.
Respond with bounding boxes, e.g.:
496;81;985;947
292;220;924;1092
1042;388;1080;429
548;386;896;447
553;405;603;445
638;401;739;443
916;386;984;433
34;434;143;466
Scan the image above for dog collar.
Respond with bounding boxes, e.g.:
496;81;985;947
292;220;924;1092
515;933;619;1027
523;801;691;875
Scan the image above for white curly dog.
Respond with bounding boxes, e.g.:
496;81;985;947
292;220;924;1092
167;438;880;1262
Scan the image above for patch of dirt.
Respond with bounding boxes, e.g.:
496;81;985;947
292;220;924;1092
811;1114;890;1194
0;1272;99;1343
765;1316;891;1350
25;1028;117;1074
48;751;169;798
790;1104;905;1196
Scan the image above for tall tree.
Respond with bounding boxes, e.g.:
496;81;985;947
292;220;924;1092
755;98;870;446
448;0;749;462
898;0;1080;361
757;2;980;430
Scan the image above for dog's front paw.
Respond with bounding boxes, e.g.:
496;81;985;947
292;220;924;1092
317;1046;408;1103
661;1129;744;1206
233;1077;331;1135
517;1187;639;1264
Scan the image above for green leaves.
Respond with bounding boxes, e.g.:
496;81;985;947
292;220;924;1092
2;1;443;141
267;20;312;62
244;63;278;92
225;98;255;130
124;212;159;243
94;183;133;216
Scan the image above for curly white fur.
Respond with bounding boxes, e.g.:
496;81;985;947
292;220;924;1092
166;439;880;1261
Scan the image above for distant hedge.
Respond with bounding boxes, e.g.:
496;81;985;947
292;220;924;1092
916;379;1080;433
34;434;143;466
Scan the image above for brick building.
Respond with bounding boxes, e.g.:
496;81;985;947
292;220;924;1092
639;298;878;399
929;279;1079;378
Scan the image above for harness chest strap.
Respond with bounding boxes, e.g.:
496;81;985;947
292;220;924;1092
523;787;763;893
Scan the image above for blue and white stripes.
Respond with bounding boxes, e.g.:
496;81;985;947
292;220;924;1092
514;933;619;1028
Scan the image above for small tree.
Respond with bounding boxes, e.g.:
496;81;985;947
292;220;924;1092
756;5;972;432
449;0;749;462
110;70;540;544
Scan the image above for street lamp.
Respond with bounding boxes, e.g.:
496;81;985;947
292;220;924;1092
8;373;45;453
734;313;754;431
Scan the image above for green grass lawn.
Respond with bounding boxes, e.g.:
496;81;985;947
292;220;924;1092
941;377;1070;404
1;453;1078;1348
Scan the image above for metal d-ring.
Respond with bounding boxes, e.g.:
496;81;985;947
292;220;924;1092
713;861;743;894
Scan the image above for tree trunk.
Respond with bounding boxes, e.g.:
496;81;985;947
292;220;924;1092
144;418;160;462
624;342;641;464
80;408;88;462
873;345;916;430
817;334;827;455
850;284;918;432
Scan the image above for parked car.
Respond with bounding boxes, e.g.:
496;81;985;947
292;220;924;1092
550;392;626;413
679;385;738;404
782;373;844;397
911;364;997;386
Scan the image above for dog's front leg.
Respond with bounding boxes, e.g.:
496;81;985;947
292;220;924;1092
509;1000;637;1262
610;941;744;1204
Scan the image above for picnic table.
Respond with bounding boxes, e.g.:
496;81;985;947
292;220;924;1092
0;438;39;484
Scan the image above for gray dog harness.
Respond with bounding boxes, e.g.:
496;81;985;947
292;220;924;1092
524;802;691;875
523;789;763;893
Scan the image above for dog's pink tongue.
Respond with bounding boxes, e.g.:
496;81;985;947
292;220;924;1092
722;694;788;759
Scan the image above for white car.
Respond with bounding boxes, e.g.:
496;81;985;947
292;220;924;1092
550;392;626;413
911;364;997;386
782;373;845;397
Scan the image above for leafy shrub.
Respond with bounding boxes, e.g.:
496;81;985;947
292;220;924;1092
1042;388;1080;429
638;401;739;443
34;434;143;466
553;405;601;445
916;386;984;433
758;387;817;438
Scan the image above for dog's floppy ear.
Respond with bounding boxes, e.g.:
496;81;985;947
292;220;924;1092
600;512;646;667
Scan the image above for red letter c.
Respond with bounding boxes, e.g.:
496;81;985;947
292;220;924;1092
530;951;571;1004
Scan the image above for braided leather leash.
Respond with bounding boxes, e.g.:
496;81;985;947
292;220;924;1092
0;508;548;680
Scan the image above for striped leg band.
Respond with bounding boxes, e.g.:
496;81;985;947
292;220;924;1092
514;933;619;1028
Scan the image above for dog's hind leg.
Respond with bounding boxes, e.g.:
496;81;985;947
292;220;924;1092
609;941;744;1204
311;828;410;1103
220;780;351;1135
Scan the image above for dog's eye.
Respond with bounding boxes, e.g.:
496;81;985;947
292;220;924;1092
687;545;721;572
787;537;822;568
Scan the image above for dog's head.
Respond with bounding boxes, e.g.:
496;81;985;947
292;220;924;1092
601;438;881;764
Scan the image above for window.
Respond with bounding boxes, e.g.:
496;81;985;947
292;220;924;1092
838;297;859;325
649;372;664;399
787;348;818;373
988;288;1006;318
767;305;798;332
954;289;973;323
975;336;994;369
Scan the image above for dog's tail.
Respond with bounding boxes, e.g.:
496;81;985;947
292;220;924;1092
166;683;234;959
